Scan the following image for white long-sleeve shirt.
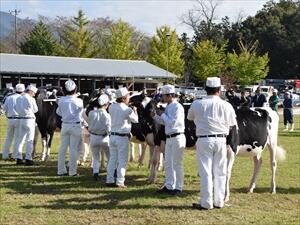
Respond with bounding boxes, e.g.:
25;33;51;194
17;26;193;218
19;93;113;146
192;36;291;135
3;93;21;117
56;95;83;123
153;100;185;135
109;102;138;134
15;93;38;118
88;108;111;135
187;95;237;136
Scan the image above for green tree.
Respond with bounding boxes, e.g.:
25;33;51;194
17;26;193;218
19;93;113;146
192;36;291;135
59;10;98;57
148;26;184;78
229;0;300;78
19;21;58;55
227;41;269;85
192;40;226;81
106;20;142;60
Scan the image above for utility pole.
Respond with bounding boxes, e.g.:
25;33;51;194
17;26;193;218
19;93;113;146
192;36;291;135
9;9;21;53
166;33;170;80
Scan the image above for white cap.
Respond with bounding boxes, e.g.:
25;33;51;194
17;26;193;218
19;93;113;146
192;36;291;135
206;77;221;88
27;85;38;94
273;89;278;93
98;94;109;105
115;87;129;98
15;83;25;92
65;79;76;92
161;84;175;95
285;91;290;95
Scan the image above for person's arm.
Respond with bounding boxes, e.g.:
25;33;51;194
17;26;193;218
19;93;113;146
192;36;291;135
187;103;195;121
105;113;111;133
127;107;139;123
31;98;38;113
161;104;182;127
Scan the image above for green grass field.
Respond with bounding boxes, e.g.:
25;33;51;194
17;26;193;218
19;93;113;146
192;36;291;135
0;114;299;225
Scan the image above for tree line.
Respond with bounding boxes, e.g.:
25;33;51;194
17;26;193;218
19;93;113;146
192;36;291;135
0;0;299;85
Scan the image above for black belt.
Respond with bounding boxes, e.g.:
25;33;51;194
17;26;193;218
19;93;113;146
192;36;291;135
197;134;227;138
166;132;183;139
7;117;35;119
63;122;81;124
110;132;130;138
89;131;108;137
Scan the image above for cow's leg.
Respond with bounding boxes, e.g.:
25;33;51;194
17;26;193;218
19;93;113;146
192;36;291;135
41;134;48;161
225;146;235;202
100;150;106;171
148;146;160;183
248;154;263;193
138;143;147;168
82;134;90;163
44;132;54;161
32;126;39;158
129;142;135;162
268;143;277;194
145;133;155;169
158;141;165;171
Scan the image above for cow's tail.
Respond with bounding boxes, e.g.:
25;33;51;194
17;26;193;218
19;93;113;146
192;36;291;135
275;146;286;161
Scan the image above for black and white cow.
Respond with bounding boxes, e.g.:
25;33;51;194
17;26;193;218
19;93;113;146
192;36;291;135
34;88;63;161
225;107;286;201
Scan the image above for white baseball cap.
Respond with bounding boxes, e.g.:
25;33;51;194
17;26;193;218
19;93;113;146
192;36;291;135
115;87;129;98
161;84;175;95
27;85;38;94
273;89;278;93
206;77;221;88
98;94;109;105
15;83;25;92
65;79;77;92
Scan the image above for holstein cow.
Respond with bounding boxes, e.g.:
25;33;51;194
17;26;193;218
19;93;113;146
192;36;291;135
35;88;63;161
225;106;285;201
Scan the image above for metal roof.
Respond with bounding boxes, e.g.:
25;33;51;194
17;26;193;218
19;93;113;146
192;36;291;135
0;53;177;79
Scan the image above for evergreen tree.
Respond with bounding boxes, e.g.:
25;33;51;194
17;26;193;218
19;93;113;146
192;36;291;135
59;10;98;57
19;21;58;55
148;26;184;78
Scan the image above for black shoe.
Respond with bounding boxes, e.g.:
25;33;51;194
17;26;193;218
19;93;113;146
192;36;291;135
25;159;34;166
106;183;117;187
213;205;222;209
16;159;24;165
171;189;182;196
57;173;68;176
93;173;99;181
71;174;79;177
156;186;173;194
192;203;209;210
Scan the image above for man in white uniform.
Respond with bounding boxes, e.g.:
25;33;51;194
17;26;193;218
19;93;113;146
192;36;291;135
88;94;111;181
2;84;25;160
106;87;138;188
56;79;83;176
187;77;237;210
152;84;186;195
15;85;38;165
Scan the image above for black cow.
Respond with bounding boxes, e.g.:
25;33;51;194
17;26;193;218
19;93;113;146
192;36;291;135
225;107;285;202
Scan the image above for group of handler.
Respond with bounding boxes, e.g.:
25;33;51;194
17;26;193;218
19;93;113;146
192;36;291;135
2;77;236;210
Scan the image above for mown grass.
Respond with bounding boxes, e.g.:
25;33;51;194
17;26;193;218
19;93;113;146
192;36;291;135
0;113;299;225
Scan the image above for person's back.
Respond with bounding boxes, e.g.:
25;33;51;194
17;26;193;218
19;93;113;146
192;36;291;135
3;93;20;117
57;96;83;123
190;96;236;135
16;93;38;118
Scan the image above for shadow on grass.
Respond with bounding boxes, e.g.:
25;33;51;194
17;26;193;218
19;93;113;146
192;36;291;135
231;187;300;194
21;188;196;211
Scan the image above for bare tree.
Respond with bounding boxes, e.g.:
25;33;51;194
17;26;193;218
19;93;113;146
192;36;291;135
181;0;220;31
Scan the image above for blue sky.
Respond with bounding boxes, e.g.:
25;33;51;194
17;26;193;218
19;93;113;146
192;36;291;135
0;0;271;36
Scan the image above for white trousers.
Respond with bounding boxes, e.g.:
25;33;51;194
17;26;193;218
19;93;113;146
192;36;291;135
196;137;227;209
2;119;19;159
106;135;129;185
15;119;36;160
57;123;82;176
164;134;186;191
90;134;110;174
